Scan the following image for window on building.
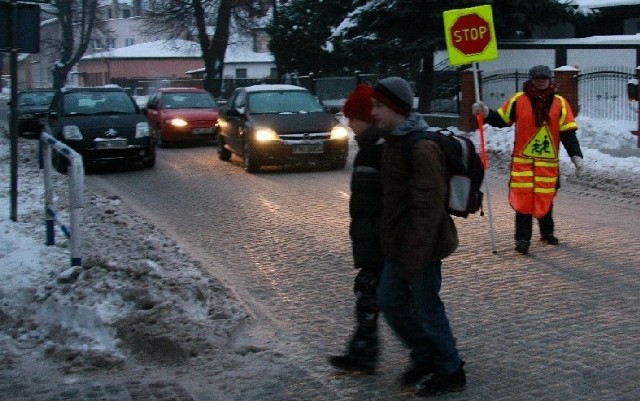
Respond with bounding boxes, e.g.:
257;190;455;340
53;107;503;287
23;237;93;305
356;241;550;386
125;38;135;47
91;39;103;49
236;69;247;79
106;38;116;49
270;68;278;78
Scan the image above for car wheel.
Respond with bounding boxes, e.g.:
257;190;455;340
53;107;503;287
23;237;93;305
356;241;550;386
142;156;156;168
142;145;156;168
243;141;259;173
218;137;231;161
142;141;156;168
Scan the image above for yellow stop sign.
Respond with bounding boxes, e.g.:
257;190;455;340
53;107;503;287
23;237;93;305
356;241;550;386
444;5;498;66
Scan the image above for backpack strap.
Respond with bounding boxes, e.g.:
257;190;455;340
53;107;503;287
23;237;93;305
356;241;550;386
401;130;440;177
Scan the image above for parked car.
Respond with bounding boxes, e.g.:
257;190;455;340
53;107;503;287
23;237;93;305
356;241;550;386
44;86;155;173
8;89;55;138
143;87;219;147
217;84;349;172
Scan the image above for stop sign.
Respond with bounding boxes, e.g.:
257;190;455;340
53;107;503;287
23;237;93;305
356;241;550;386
450;13;491;55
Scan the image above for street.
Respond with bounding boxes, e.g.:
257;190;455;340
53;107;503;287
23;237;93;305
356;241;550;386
85;144;640;401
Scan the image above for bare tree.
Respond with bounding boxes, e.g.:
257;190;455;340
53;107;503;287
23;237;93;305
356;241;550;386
142;0;270;95
44;0;103;90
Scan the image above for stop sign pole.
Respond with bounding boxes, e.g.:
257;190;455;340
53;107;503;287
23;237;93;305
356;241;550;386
443;5;498;253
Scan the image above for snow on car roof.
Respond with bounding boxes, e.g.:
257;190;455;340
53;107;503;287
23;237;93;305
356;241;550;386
244;84;308;92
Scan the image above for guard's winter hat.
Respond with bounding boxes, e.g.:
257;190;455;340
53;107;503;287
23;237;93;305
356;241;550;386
343;84;374;123
529;65;553;79
372;77;413;117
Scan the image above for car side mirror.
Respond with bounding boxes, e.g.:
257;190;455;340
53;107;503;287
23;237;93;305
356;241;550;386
227;108;244;117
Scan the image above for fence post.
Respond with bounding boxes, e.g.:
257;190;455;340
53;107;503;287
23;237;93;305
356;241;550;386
634;66;640;147
459;68;480;132
40;133;84;267
554;66;580;115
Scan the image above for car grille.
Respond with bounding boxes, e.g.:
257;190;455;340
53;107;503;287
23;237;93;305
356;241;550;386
279;132;330;141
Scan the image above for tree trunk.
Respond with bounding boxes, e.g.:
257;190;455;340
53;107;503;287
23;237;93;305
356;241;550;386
203;0;232;96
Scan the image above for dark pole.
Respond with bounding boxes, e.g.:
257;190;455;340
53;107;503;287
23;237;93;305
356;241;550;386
9;0;18;221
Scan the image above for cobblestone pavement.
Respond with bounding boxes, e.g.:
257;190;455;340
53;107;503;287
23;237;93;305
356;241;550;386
19;143;640;401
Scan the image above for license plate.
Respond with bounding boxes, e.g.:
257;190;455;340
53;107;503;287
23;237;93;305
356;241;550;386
95;139;127;149
292;143;323;154
193;127;216;135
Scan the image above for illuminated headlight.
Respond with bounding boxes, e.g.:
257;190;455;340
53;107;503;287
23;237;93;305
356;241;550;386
169;118;188;127
135;122;150;138
330;125;349;140
62;125;82;140
255;127;279;141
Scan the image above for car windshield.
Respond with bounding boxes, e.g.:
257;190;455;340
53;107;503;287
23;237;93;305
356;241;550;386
248;91;326;114
18;91;55;106
162;92;218;109
63;91;137;116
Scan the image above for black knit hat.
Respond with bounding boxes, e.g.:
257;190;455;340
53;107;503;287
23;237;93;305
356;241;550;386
372;77;413;117
529;65;552;79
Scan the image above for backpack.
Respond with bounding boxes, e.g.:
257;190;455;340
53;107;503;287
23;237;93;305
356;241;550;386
402;129;485;218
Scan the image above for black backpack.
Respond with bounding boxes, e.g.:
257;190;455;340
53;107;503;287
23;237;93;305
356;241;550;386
402;129;485;218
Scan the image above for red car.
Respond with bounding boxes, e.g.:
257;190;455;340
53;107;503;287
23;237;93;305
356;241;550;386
143;87;219;147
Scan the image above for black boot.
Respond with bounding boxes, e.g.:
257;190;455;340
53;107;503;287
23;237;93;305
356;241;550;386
328;335;378;374
328;354;376;374
416;361;466;397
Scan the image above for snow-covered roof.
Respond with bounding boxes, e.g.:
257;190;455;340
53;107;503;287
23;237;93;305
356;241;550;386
501;34;640;46
82;39;201;59
570;0;640;9
244;84;307;92
81;39;274;64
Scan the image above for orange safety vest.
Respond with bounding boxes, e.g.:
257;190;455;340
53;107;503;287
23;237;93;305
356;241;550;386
497;92;578;218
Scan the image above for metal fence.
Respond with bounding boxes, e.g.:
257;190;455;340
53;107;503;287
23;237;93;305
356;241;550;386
480;69;528;111
576;66;637;121
480;67;638;122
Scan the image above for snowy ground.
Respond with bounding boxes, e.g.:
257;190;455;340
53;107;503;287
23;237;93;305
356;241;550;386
0;111;639;397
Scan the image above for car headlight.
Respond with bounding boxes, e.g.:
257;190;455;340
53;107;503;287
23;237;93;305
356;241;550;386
62;125;82;140
330;125;349;140
135;122;150;138
255;127;279;141
169;118;188;127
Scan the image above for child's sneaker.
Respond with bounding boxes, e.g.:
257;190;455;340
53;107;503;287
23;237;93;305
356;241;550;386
416;362;466;397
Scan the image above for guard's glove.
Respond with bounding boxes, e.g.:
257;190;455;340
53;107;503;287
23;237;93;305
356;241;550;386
471;101;489;118
571;156;584;177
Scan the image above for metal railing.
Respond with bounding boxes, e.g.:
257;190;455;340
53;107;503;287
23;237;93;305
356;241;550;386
480;69;528;111
576;66;637;122
40;133;84;267
480;66;638;122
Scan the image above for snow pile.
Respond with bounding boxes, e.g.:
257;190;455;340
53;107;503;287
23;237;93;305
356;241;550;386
0;138;248;375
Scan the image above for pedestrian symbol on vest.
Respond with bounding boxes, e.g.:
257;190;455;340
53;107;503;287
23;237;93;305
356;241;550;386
522;125;557;158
